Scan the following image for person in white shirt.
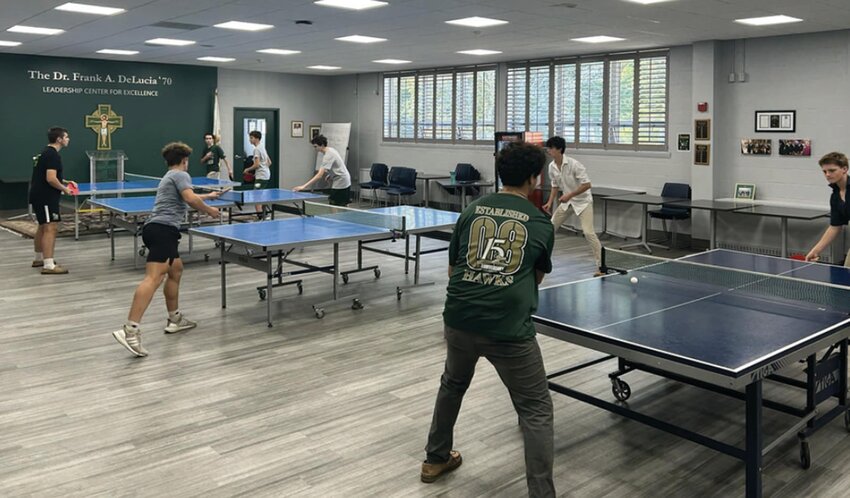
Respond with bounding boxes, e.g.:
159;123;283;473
294;134;352;206
543;136;603;276
243;130;272;218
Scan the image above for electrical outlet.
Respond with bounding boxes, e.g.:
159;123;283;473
728;72;736;83
737;72;747;82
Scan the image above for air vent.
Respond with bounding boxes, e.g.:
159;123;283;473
149;21;206;31
294;20;313;25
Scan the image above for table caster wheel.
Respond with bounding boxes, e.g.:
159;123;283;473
314;308;325;319
374;268;381;278
396;288;403;301
342;274;349;284
258;289;267;300
297;283;303;295
611;379;631;402
351;299;363;310
204;254;210;262
800;439;811;469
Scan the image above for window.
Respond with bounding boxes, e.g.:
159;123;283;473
383;65;498;144
505;51;668;150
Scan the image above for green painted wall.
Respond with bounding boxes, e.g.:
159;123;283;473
0;53;217;209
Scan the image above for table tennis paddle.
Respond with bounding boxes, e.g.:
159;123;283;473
67;181;79;195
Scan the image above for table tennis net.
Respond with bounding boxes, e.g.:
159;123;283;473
603;248;850;313
123;173;163;183
304;201;405;232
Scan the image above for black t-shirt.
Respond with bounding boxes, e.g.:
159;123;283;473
29;146;63;202
829;183;850;227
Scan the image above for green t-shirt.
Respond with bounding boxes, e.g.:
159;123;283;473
443;192;555;341
203;144;226;174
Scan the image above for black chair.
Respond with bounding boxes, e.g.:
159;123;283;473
648;182;691;249
358;163;388;205
381;166;417;205
441;163;481;208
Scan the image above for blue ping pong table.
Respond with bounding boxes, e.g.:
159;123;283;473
190;205;459;327
70;176;239;240
533;248;850;497
88;189;327;267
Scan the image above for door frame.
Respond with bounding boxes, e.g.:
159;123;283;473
233;107;280;188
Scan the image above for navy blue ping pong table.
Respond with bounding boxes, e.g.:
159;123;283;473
534;248;850;497
190;203;459;326
88;189;327;267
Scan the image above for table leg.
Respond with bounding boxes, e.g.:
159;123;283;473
220;242;227;309
710;210;717;250
620;204;652;253
424;179;430;207
266;251;273;328
404;235;410;274
109;212;115;261
414;234;421;285
745;381;763;498
74;196;80;240
780;217;788;258
333;243;339;300
602;197;608;235
132;216;139;270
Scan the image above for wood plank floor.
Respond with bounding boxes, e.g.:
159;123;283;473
1;218;849;497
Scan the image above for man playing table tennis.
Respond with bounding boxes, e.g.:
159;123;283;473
112;142;222;358
293;135;351;206
806;152;850;265
421;142;556;497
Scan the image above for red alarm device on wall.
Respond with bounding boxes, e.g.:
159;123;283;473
697;102;708;112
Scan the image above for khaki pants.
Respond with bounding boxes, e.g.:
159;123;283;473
845;248;850;267
552;203;602;269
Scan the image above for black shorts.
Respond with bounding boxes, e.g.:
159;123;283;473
141;222;181;263
328;187;351;206
32;198;61;225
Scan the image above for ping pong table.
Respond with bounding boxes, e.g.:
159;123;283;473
190;203;459;326
70;175;239;239
89;189;327;267
533;248;850;497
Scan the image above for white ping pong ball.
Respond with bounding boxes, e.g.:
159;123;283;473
630;277;638;284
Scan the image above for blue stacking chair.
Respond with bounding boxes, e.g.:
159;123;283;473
648;182;691;249
381;167;417;205
358;163;388;205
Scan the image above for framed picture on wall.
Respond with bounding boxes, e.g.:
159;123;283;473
677;133;690;151
694;119;710;140
309;125;321;141
740;139;772;155
291;120;304;138
734;183;756;200
754;110;795;132
779;139;811;156
694;144;710;165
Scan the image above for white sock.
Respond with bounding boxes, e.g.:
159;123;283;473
124;320;140;331
168;310;181;322
34;251;43;261
44;258;55;270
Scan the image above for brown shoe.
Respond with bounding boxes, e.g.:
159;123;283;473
41;265;69;275
421;450;462;483
32;260;44;267
593;271;606;277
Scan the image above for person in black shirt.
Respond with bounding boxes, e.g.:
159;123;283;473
806;152;849;264
29;127;75;274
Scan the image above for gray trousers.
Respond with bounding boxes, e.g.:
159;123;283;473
425;324;556;498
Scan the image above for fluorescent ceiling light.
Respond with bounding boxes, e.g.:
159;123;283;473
314;0;388;10
7;26;64;35
446;17;508;28
55;3;125;15
97;49;139;55
571;35;625;43
373;59;411;64
198;56;235;62
145;38;195;46
213;21;274;31
626;0;673;4
335;35;387;43
0;40;22;47
308;65;341;70
257;48;301;55
734;15;803;26
457;49;502;55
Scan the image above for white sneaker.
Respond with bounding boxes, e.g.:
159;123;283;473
164;316;197;334
112;326;149;357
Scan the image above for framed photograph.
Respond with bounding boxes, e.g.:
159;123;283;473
779;139;812;157
694;144;710;165
740;139;772;155
694;119;710;141
734;183;756;201
309;125;321;141
291;120;304;138
755;110;795;132
677;133;690;151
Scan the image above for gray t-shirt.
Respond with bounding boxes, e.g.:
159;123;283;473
318;146;351;189
146;169;193;229
253;145;271;180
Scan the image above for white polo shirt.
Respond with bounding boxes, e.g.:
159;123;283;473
548;155;592;215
